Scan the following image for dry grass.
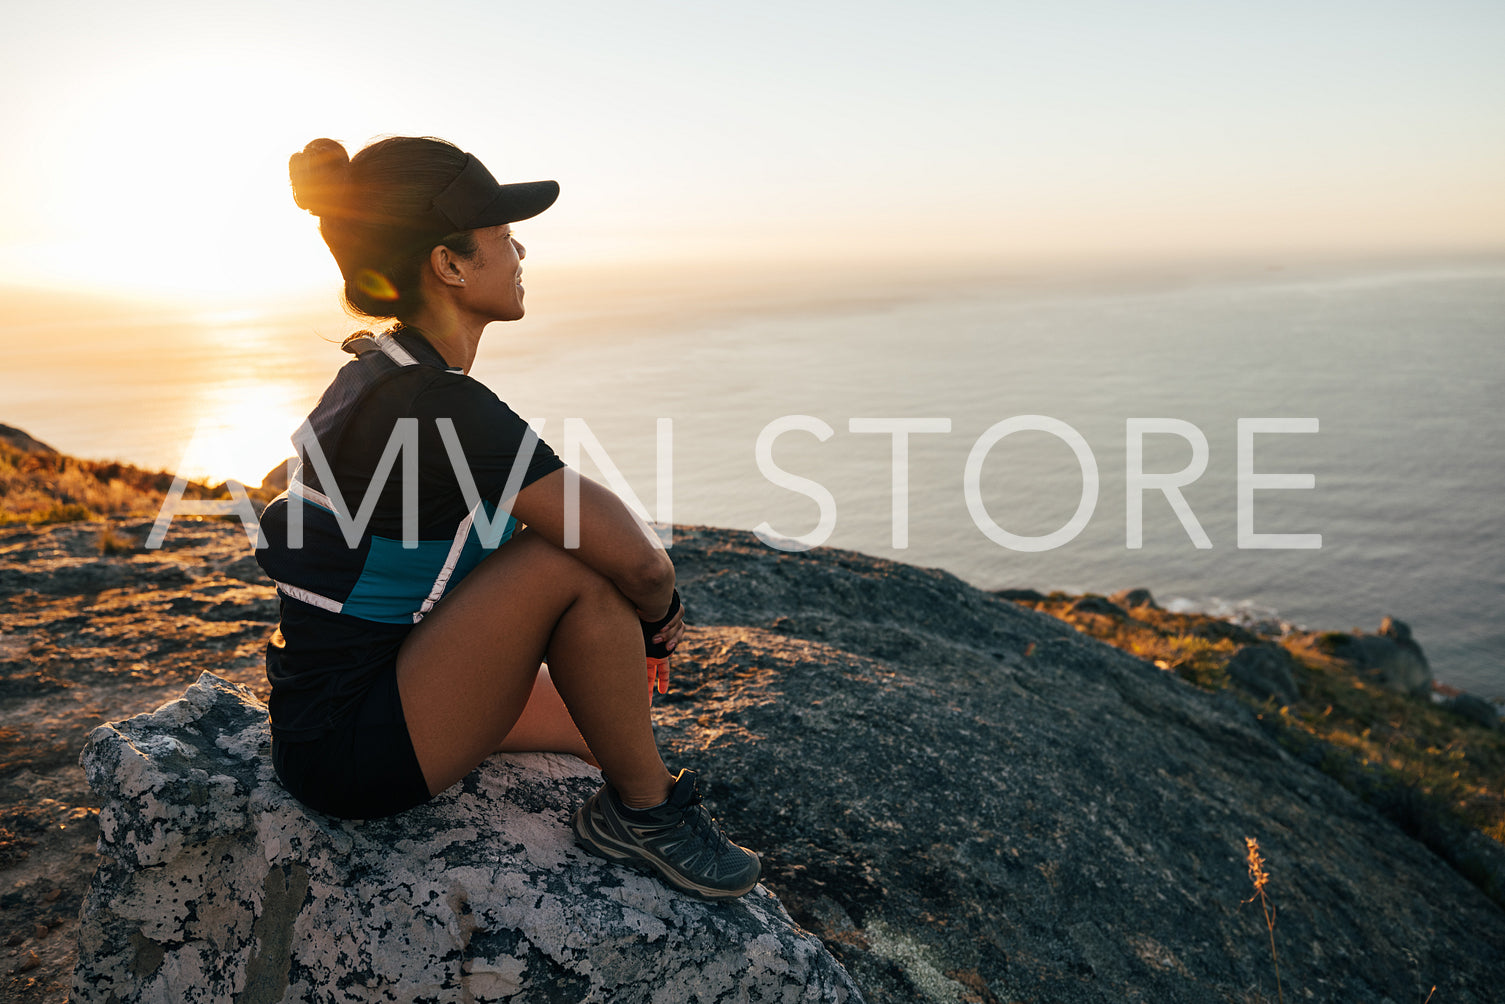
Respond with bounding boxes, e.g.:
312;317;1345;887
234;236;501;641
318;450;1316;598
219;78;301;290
1127;632;1238;691
1242;837;1284;1004
1277;639;1505;842
0;439;276;527
0;440;180;525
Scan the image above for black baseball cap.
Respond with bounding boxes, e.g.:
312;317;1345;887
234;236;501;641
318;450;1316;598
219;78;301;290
428;154;559;232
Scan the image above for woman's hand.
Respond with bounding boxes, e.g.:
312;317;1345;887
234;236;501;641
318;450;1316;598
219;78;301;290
644;597;686;653
510;468;682;694
641;591;684;696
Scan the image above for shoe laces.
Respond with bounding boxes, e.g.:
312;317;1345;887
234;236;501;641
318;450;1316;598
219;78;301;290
680;793;734;854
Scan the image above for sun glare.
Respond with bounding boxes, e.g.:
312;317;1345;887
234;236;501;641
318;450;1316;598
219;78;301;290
171;382;305;488
5;51;340;300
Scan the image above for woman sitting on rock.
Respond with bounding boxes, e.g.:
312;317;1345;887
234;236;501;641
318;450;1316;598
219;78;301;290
255;135;759;899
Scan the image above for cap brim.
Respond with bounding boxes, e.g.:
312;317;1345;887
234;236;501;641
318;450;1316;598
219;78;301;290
472;180;560;227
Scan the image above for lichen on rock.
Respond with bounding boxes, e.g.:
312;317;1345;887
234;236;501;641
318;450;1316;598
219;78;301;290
72;673;862;1003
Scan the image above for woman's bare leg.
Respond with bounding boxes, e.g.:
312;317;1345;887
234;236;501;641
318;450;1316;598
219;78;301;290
498;666;598;767
396;529;671;806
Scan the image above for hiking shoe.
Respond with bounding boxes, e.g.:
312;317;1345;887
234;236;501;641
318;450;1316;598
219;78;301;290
573;769;761;899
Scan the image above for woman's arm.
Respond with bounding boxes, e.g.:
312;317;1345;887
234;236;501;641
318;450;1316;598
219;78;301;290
508;467;676;621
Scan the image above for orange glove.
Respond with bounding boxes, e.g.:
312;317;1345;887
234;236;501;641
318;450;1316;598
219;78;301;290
646;655;670;696
641;589;681;696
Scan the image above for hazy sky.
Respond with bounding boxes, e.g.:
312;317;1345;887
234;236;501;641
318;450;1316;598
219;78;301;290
3;0;1503;296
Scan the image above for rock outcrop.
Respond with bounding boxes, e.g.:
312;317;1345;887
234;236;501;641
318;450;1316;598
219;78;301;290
648;528;1505;1003
1066;594;1126;619
0;423;58;455
260;457;295;494
1108;586;1159;611
1223;643;1301;706
1294;617;1433;698
73;673;862;1003
1444;692;1501;730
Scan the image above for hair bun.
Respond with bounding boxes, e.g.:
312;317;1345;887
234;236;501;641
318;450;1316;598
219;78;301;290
289;138;351;217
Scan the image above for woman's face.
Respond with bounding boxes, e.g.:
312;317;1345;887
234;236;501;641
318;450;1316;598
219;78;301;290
467;225;527;322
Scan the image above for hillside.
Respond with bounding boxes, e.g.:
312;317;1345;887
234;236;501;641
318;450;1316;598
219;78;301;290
1;428;1502;1000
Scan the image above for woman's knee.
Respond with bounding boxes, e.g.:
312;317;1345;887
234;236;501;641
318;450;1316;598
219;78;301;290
504;530;630;609
572;563;636;620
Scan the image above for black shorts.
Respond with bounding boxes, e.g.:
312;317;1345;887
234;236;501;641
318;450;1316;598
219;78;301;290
271;662;432;819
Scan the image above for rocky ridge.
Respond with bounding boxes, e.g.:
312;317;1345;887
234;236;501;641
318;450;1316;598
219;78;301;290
0;518;1502;1001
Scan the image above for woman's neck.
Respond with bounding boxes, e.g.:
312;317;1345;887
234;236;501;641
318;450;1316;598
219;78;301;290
402;303;485;373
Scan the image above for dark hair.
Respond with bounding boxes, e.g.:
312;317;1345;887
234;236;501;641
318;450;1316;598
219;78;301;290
289;136;480;321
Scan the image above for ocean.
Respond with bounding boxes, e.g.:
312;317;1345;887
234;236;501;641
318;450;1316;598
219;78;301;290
3;255;1502;697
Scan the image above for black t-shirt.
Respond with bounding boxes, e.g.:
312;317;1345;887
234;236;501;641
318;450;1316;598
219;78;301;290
266;347;564;741
333;366;562;537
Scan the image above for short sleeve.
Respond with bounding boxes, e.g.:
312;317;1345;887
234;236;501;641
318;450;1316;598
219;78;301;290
410;374;565;516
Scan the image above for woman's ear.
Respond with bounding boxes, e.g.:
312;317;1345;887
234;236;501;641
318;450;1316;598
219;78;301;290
428;244;467;289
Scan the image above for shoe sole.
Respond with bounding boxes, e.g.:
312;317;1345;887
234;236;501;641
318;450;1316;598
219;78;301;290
572;801;760;900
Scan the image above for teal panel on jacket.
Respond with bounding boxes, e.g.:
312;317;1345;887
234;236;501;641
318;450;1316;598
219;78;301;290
342;535;454;623
445;508;519;599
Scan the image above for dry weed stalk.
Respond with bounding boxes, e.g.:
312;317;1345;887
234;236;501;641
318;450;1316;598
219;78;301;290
1243;837;1284;1004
